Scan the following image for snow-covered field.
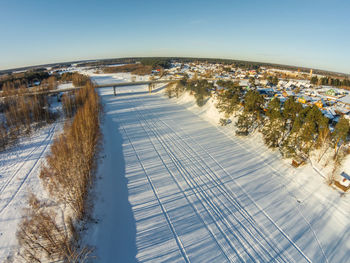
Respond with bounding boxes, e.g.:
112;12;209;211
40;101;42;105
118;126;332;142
88;73;350;263
0;122;60;261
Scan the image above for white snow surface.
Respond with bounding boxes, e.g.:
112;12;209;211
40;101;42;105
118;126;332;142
87;74;349;263
0;122;60;261
57;82;74;90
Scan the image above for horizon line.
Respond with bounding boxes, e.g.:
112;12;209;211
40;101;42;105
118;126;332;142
1;56;349;77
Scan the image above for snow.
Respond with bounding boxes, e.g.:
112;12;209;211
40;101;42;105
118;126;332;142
82;70;150;84
0;122;61;261
57;82;74;90
88;76;350;263
176;92;225;126
339;94;350;105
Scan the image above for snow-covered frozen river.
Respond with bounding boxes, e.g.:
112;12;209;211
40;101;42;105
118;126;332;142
88;77;349;263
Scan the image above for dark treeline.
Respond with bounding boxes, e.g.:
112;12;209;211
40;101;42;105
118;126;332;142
80;57;269;70
94;57;262;70
17;80;101;262
3;57;348;80
0;74;59;136
0;71;49;90
75;57;350;78
311;76;350;87
77;58;138;67
103;63;153;75
0;90;56;150
140;58;171;69
1;75;58;95
0;70;91;92
79;57;171;69
102;58;171;75
0;72;91;151
171;57;349;78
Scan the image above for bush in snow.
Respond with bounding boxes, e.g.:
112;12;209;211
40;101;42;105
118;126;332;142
41;84;101;219
17;81;101;262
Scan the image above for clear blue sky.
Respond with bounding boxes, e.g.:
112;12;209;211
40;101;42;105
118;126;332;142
1;0;349;73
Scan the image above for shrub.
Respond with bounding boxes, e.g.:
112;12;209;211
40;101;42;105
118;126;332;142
18;81;100;262
17;194;92;263
40;84;101;219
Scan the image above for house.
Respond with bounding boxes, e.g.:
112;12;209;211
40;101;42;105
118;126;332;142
339;94;350;107
257;88;274;97
314;100;324;109
298;96;308;104
334;172;350;192
334;106;350;116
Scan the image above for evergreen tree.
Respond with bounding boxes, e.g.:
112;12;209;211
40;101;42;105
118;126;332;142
266;97;282;120
216;84;242;116
244;90;263;114
283;96;302;124
310;76;318;85
249;77;255;87
272;76;279;86
236;112;253;135
262;98;284;148
185;79;212;106
333;117;350;155
235;90;263;135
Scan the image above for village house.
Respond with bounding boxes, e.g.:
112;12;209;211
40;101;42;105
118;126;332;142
334;172;350;192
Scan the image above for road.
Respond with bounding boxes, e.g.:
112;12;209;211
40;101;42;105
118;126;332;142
88;84;343;263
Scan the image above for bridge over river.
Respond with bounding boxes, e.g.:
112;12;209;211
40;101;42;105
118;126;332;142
0;79;178;98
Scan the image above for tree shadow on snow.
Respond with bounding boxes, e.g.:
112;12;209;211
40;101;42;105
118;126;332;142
93;98;139;263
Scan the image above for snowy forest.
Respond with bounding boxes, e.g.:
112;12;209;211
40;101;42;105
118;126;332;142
165;77;350;184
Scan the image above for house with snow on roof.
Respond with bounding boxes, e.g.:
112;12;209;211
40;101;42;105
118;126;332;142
334;172;350;192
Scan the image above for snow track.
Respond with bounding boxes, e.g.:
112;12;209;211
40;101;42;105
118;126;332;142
0;123;59;260
128;96;307;263
0;124;57;214
92;84;348;263
121;123;191;263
